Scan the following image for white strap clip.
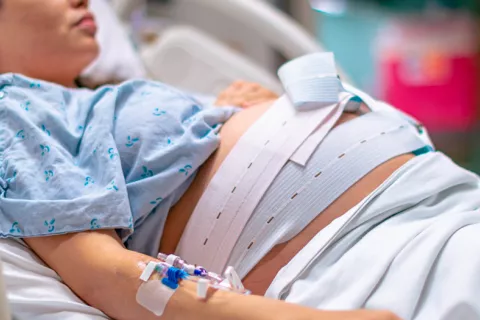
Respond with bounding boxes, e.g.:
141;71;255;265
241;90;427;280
224;266;245;292
278;52;343;111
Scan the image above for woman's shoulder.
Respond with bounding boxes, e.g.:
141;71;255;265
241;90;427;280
1;74;195;101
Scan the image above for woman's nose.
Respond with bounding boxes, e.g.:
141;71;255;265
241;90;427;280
70;0;89;9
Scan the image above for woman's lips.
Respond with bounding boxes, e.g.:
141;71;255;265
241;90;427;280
75;13;97;36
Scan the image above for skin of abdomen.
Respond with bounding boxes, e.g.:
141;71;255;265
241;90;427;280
161;101;414;295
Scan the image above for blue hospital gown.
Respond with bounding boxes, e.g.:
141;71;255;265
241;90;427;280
0;74;237;256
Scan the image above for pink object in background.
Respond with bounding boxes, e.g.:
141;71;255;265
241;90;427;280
376;13;478;132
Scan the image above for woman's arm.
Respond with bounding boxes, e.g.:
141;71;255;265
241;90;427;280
25;231;400;320
169;280;400;320
25;231;157;319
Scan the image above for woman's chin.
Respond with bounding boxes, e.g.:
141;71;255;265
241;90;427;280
75;40;100;66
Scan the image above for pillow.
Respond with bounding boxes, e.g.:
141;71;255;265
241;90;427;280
80;0;147;86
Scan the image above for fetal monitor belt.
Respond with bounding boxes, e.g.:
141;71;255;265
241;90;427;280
176;94;348;273
176;52;433;275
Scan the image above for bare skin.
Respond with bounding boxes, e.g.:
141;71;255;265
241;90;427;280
0;1;402;319
0;0;99;87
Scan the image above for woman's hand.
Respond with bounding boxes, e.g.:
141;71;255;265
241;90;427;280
215;80;278;108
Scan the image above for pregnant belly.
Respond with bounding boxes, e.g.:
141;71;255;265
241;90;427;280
160;100;414;295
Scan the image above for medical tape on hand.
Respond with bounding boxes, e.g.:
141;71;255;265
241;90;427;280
136;262;183;317
136;280;175;317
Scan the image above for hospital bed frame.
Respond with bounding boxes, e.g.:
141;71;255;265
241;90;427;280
112;0;350;94
113;0;325;57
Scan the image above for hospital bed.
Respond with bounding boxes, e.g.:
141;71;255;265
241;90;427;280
87;0;350;95
132;0;328;94
0;1;341;318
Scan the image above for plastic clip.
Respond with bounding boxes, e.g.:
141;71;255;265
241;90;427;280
224;266;245;292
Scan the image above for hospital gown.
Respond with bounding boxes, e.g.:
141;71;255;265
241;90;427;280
0;73;237;255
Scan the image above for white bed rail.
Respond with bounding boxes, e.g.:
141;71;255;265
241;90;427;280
111;0;350;82
111;0;324;57
177;0;325;58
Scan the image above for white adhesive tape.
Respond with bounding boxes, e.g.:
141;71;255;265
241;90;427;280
139;261;157;282
197;279;209;299
136;280;176;317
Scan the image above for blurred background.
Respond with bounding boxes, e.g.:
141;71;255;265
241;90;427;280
114;0;479;172
308;0;480;173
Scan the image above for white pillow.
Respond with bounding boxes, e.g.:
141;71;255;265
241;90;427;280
81;0;147;85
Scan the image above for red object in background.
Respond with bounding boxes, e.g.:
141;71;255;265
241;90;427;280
376;14;478;132
381;54;478;131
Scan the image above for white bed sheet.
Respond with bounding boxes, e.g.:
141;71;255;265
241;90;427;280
0;239;108;320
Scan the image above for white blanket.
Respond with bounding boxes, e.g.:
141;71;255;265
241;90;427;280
267;152;480;320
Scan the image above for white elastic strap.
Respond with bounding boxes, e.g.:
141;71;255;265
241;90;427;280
344;96;363;113
283;76;341;110
266;130;427;300
290;92;353;166
136;280;175;317
343;82;434;148
228;114;425;277
176;53;424;274
342;82;378;111
176;96;293;271
177;53;343;270
213;98;336;273
176;96;338;273
278;52;342;111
